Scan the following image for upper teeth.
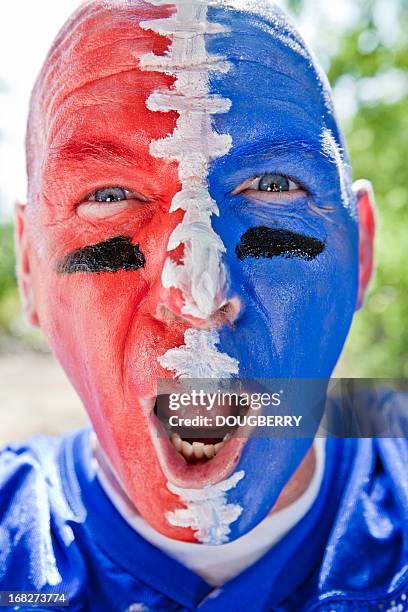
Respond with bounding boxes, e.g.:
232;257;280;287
170;433;228;461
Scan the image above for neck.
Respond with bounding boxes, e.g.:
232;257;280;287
271;444;316;513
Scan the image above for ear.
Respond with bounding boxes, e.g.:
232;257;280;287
353;180;376;310
14;202;40;327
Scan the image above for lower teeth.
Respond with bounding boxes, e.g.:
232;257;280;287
170;433;229;461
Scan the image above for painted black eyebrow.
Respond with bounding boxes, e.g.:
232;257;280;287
236;226;325;261
56;235;145;274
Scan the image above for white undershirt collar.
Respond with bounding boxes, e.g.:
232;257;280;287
93;438;325;587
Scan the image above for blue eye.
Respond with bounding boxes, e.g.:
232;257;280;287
233;173;301;197
253;174;300;192
258;174;289;192
94;187;127;202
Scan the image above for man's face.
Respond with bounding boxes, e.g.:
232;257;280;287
20;0;363;542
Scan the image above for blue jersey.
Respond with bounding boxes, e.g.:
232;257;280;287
0;422;407;610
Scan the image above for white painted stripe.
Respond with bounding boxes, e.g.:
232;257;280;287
142;3;242;541
321;127;354;215
158;328;238;378
166;470;245;544
140;0;231;319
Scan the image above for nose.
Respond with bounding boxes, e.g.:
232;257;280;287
155;293;242;330
153;212;242;329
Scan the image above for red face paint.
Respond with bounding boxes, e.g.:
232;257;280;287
24;1;207;540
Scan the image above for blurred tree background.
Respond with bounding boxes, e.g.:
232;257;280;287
0;0;407;375
330;0;408;377
0;225;17;335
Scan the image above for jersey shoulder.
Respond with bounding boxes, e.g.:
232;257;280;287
0;433;83;594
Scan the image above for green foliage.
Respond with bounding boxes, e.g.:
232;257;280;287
0;224;16;298
343;97;408;376
285;0;303;12
327;1;408;376
0;224;20;333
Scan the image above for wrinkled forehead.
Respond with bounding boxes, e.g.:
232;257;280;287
209;0;334;113
33;1;171;135
34;0;335;136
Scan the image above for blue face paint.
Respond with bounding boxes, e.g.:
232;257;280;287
140;0;358;542
199;3;359;539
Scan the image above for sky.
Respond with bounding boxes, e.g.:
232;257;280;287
0;0;400;221
0;1;81;220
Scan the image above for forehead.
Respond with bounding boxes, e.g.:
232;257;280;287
38;1;333;142
211;6;333;122
34;0;353;214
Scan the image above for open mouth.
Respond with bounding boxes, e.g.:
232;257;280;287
145;395;250;488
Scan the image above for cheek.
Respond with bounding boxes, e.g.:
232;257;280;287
27;194;185;400
29;246;151;406
29;242;186;426
29;257;193;537
221;237;358;377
